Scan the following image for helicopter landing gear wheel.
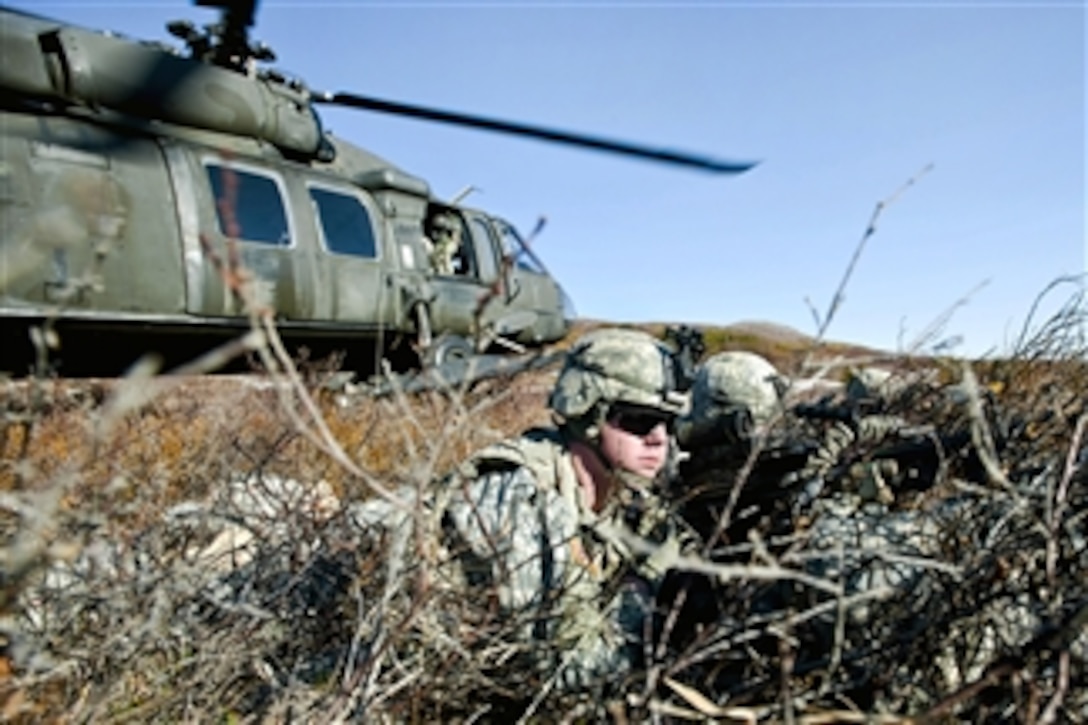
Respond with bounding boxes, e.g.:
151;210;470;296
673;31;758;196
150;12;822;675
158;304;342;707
425;333;475;366
423;333;475;380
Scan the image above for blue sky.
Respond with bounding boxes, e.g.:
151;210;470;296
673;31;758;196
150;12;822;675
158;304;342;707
13;0;1085;357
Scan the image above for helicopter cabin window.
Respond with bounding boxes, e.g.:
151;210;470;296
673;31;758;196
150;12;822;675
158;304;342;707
205;164;291;246
309;186;378;258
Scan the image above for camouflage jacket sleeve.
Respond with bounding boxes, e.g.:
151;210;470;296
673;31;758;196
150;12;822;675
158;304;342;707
443;464;576;627
443;465;645;690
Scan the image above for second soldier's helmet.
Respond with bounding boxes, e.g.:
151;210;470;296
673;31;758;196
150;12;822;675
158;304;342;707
549;328;687;422
688;351;783;428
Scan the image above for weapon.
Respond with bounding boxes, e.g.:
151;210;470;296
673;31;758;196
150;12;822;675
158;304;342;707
791;400;881;426
664;324;706;392
673;403;981;545
848;427;975;490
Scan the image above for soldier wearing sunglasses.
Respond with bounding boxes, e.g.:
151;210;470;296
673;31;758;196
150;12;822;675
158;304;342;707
443;327;694;694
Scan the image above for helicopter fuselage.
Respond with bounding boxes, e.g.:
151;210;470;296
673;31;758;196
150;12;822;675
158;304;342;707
0;7;571;375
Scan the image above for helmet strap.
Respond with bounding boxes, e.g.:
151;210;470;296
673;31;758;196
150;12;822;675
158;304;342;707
558;402;606;449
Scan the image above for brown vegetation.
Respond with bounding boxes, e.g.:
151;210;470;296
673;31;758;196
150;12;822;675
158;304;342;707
1;305;1085;722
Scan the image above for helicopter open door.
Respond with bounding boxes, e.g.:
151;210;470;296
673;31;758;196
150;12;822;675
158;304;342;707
425;207;493;338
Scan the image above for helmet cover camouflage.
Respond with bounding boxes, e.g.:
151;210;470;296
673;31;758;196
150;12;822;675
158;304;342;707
549;328;686;421
688;351;783;427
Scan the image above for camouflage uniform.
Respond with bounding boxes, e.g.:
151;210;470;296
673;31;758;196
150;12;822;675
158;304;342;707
668;351;792;622
442;328;689;691
674;353;945;604
427;212;461;276
790;370;954;627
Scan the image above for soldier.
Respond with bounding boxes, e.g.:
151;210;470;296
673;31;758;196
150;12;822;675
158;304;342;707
670;350;795;553
426;211;462;275
442;327;690;692
676;350;785;455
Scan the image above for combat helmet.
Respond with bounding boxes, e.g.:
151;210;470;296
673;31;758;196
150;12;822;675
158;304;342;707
549;328;687;427
428;211;459;234
687;351;783;429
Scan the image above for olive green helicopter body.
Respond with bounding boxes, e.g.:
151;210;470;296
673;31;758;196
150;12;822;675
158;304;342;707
0;1;752;376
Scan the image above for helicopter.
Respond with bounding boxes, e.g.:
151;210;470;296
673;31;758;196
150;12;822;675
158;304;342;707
0;0;755;376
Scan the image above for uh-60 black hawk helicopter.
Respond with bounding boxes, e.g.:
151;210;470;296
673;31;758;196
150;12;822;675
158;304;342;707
0;0;755;378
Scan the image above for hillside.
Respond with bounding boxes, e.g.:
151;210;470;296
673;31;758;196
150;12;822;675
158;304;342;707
570;318;884;371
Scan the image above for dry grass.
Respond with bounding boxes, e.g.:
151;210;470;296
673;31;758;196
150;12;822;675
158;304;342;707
3;134;1083;722
0;341;562;718
1;284;1085;722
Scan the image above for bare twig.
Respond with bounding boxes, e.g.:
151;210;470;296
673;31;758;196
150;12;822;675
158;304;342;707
811;163;934;341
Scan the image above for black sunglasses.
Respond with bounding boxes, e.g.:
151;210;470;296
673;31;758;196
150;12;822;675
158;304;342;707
607;405;675;436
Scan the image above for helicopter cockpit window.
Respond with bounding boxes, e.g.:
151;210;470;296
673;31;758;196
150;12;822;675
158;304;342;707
206;164;291;246
499;223;546;275
309;186;378;259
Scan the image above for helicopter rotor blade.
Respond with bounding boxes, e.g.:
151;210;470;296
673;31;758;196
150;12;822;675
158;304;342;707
315;92;756;175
